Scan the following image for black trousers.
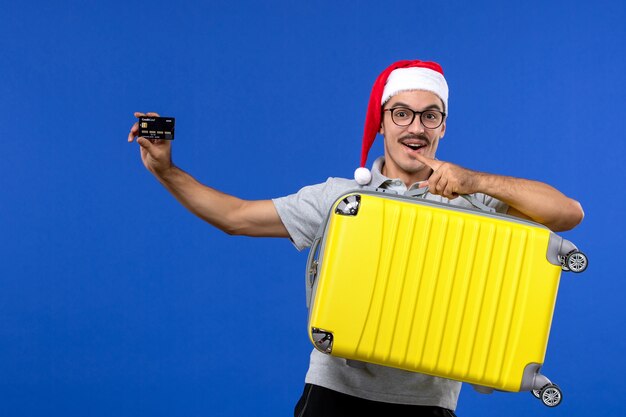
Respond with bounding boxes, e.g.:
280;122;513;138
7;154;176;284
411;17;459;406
294;384;458;417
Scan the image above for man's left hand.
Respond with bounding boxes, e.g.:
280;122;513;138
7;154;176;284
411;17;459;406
415;153;482;199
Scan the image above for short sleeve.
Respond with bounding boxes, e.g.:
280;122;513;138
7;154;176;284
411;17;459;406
272;178;347;251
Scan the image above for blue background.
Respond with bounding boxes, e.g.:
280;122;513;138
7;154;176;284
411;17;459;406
1;1;624;416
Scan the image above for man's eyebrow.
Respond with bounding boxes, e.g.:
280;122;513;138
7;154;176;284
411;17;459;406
387;102;443;112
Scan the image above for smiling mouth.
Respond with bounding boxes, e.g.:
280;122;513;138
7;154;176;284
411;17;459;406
402;142;427;151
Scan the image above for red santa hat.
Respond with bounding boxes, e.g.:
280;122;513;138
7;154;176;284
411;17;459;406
354;59;449;185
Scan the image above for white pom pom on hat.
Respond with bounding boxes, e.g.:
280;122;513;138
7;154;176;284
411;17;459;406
354;60;449;185
354;167;372;185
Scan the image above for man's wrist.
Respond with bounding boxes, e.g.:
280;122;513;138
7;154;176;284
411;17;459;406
153;163;177;182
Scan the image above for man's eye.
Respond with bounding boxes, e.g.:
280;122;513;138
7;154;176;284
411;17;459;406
394;110;409;118
424;111;439;120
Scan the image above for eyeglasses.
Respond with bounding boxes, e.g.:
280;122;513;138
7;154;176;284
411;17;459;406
383;107;446;129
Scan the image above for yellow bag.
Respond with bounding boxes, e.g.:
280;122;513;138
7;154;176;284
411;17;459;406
306;190;587;407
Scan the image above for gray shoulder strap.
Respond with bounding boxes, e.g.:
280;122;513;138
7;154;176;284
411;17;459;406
405;187;495;213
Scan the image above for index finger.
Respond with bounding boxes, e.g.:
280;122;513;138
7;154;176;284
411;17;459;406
414;152;442;170
133;111;161;117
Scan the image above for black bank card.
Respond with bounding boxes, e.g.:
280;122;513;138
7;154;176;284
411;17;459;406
138;116;175;140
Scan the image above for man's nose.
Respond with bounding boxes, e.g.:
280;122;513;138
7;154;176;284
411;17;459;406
406;115;425;134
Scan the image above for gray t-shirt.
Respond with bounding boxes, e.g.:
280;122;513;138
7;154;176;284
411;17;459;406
272;157;508;410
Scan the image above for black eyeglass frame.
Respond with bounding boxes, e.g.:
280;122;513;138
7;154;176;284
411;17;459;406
383;107;447;129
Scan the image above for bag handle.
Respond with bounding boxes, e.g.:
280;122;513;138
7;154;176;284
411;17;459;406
305;235;323;308
404;186;495;213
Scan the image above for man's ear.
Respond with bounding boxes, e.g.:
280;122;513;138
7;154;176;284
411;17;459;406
439;121;446;139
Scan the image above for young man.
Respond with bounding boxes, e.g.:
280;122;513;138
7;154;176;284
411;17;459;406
128;60;583;416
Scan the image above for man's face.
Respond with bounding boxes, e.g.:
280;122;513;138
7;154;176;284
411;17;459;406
380;90;446;183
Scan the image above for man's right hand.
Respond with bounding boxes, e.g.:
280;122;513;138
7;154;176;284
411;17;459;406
128;111;173;176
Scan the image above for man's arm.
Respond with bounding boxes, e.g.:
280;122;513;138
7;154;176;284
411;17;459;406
414;154;584;232
128;112;289;238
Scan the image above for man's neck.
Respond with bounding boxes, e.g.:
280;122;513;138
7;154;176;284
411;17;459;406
381;163;433;188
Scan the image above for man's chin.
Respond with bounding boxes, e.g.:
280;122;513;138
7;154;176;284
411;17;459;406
383;154;430;178
400;161;427;174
